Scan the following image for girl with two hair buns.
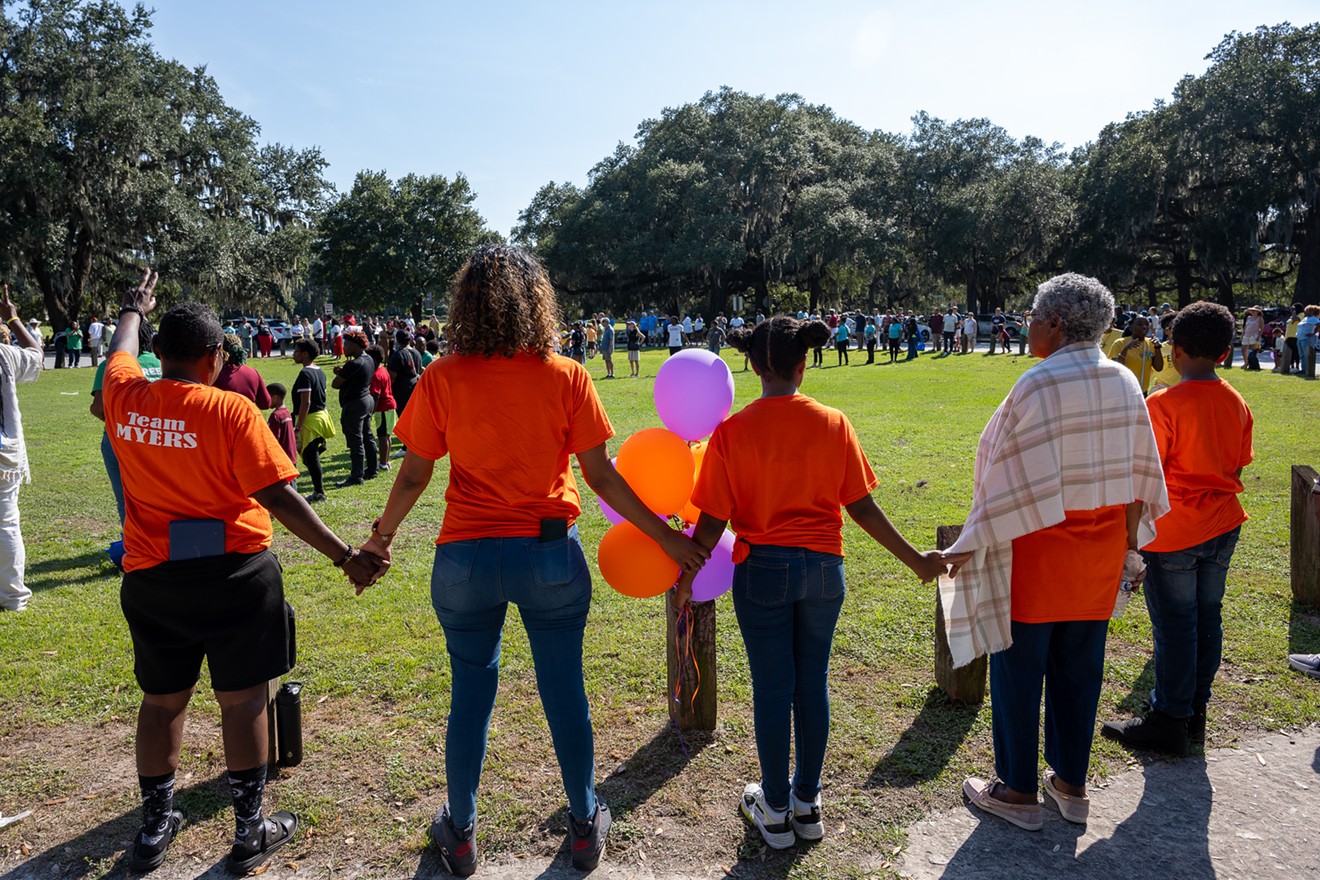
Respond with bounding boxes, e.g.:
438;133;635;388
673;315;948;850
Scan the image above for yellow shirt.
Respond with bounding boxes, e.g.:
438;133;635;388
1101;328;1124;353
1286;318;1300;339
1149;341;1180;390
1108;336;1160;392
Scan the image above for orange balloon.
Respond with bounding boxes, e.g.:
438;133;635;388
597;521;680;598
678;441;708;525
615;428;695;515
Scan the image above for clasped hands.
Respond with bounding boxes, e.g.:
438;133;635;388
342;546;390;595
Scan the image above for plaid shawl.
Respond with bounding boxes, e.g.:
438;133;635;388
938;342;1169;667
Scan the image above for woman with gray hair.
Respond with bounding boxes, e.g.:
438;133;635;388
941;273;1168;830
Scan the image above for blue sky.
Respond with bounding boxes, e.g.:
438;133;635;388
144;0;1316;235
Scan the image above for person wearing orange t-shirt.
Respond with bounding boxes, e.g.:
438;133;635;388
674;315;946;851
1103;302;1252;757
356;246;707;875
103;275;385;875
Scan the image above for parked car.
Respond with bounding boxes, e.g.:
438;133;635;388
975;313;1024;342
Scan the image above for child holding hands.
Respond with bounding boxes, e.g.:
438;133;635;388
672;315;947;849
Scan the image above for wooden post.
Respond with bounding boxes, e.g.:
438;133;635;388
667;599;717;730
1291;466;1320;605
934;525;988;705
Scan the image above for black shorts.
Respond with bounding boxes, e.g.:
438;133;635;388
121;550;292;695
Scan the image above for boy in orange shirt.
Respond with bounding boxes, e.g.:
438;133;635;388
1102;301;1252;756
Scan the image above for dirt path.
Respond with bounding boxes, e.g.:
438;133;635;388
900;726;1320;880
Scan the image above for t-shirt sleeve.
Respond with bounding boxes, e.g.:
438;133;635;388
230;397;299;495
102;351;145;420
565;364;614;454
252;369;271;409
393;362;448;460
690;428;734;521
1238;400;1255;470
91;359;108;394
838;415;879;506
1146;394;1174;463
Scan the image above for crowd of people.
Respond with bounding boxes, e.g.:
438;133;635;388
1;255;1318;876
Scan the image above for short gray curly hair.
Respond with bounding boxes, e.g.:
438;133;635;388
1031;273;1114;345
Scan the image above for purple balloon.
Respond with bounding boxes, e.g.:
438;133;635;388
685;526;736;602
654;349;735;442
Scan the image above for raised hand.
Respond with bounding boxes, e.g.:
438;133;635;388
124;268;159;315
0;284;16;324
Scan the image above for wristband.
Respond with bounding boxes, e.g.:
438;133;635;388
333;546;358;568
120;306;145;320
371;517;396;546
5;317;21;327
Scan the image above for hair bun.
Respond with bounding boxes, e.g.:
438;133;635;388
796;321;831;349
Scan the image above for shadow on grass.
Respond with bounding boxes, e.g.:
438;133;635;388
1116;657;1156;716
1288;599;1320;654
409;725;713;880
26;548;117;592
866;687;981;788
0;774;233;880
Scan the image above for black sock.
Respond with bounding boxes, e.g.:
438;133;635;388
138;772;176;839
228;765;267;844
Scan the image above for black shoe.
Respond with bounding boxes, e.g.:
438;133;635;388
429;804;476;877
305;492;327;504
127;810;184;872
568;801;611;871
362;471;379;481
1188;705;1207;745
226;811;298;875
1101;710;1189;757
336;478;363;488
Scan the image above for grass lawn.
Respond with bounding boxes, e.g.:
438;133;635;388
1;344;1317;879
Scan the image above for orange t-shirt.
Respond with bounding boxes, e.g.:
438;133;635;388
102;351;299;572
394;352;614;543
690;394;878;558
1011;505;1128;622
1143;379;1252;553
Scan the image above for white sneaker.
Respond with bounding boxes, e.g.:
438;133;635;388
790;792;824;841
740;783;795;849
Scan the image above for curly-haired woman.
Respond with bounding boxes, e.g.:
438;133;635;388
357;245;708;875
213;336;271;409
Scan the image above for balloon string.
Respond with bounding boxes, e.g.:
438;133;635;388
671;604;702;721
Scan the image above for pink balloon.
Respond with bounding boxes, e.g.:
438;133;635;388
684;526;736;602
654;349;735;442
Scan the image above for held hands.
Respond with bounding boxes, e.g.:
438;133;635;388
909;549;949;583
941;550;974;579
659;528;710;573
343;545;391;595
124;268;159;315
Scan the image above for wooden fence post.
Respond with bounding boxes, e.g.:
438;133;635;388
934;525;988;705
1291;466;1320;606
667;599;718;730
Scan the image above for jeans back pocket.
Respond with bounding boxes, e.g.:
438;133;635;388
434;541;478;591
528;539;572;588
740;559;791;607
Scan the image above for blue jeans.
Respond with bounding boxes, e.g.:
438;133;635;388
1142;525;1241;718
730;545;845;811
430;528;595;828
990;619;1108;793
102;431;125;524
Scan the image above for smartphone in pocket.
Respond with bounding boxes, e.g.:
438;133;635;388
168;519;226;561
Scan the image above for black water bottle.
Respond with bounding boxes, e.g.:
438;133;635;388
275;682;303;767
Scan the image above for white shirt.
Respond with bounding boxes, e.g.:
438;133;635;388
730;317;745;328
963;316;977;337
312;318;324;336
330;324;343;338
667;324;685;346
943;314;958;333
87;320;104;343
0;343;43;483
682;317;693;333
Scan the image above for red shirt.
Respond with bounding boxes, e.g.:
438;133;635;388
370;366;396;412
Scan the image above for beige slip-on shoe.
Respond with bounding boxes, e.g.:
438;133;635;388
962;776;1043;832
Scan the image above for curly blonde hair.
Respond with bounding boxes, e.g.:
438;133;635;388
446;245;562;359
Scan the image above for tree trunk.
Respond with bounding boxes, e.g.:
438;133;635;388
964;267;980;316
1173;249;1193;308
411;298;423;323
807;275;822;314
667;599;717;730
1215;270;1236;313
1293;208;1320;305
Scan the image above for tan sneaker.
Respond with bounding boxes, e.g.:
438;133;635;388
963;777;1043;831
1042;770;1089;824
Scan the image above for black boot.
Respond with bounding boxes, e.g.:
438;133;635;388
1101;710;1189;756
1187;705;1207;746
